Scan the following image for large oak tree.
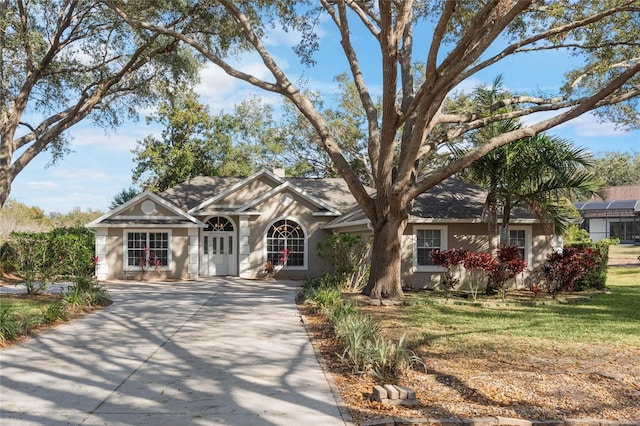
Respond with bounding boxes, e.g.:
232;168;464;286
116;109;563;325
0;0;198;209
106;1;640;297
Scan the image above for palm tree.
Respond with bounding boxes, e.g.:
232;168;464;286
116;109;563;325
469;134;603;240
460;76;603;242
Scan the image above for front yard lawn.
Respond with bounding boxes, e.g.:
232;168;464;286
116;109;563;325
319;264;640;422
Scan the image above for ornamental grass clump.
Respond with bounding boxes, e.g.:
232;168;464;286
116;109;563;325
302;276;423;379
0;306;22;343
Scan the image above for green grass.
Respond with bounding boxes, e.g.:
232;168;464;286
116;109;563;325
609;244;640;260
373;265;640;359
0;294;62;316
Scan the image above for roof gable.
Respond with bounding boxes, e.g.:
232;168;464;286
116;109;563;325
235;181;342;215
188;170;285;214
86;191;201;228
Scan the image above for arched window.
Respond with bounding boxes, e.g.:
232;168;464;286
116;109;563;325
266;219;305;267
205;216;234;232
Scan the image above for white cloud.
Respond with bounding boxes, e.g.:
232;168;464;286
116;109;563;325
196;64;239;100
263;25;303;48
68;124;149;151
561;113;630;138
51;168;112;180
25;181;59;190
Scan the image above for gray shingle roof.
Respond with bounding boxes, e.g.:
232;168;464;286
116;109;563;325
326;178;537;227
161;176;243;211
286;178;359;213
160;175;360;213
160;174;538;224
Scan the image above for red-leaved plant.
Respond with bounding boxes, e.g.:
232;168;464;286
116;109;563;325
432;246;528;300
543;246;600;297
431;248;467;291
488;245;528;300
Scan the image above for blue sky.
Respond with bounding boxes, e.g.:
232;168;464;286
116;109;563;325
9;13;640;214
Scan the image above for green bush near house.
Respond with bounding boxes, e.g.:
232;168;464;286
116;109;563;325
316;233;371;291
567;239;616;291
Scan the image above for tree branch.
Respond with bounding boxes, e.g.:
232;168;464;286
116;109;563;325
460;2;639;83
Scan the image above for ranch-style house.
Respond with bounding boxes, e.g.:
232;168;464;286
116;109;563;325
87;169;557;289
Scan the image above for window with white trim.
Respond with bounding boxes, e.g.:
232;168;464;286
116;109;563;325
125;231;170;269
508;229;526;260
266;219;305;267
414;225;448;271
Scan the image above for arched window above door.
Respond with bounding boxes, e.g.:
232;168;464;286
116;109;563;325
205;216;234;232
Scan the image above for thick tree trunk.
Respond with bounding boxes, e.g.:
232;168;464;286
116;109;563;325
0;176;10;208
362;213;407;299
0;135;13;208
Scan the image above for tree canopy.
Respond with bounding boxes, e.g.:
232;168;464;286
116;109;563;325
591;151;640;186
0;0;199;208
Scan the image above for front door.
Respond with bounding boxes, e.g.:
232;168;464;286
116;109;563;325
206;232;236;276
202;216;237;277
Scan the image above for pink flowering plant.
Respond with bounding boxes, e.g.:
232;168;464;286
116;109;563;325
138;245;162;278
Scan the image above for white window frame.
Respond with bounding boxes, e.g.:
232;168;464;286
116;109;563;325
412;225;448;272
507;226;532;267
123;229;172;272
263;217;308;271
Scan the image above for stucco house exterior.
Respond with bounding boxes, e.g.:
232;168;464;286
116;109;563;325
575;185;640;244
86;169;555;290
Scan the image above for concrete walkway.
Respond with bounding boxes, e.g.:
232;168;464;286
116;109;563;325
0;278;348;425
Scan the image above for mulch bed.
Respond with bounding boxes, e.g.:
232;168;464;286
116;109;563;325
298;302;640;424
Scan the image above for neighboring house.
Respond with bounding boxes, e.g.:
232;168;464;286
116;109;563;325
86;169;555;290
575;185;640;244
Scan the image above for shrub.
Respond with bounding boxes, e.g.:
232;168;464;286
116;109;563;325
317;233;371;291
543;246;601;297
563;225;592;245
431;248;467;291
488;245;528;299
571;241;611;291
462;251;495;300
3;233;60;294
1;228;96;293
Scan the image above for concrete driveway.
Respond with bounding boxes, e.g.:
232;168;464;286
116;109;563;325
0;278;349;425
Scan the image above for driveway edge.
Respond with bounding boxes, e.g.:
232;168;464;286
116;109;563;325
300;312;356;426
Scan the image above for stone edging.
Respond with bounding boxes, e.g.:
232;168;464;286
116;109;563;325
360;417;640;426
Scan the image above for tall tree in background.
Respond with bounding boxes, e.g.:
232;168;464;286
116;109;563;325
0;0;198;208
109;187;141;209
132;78;372;189
591;151;640;186
131;88;302;191
103;2;640;297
